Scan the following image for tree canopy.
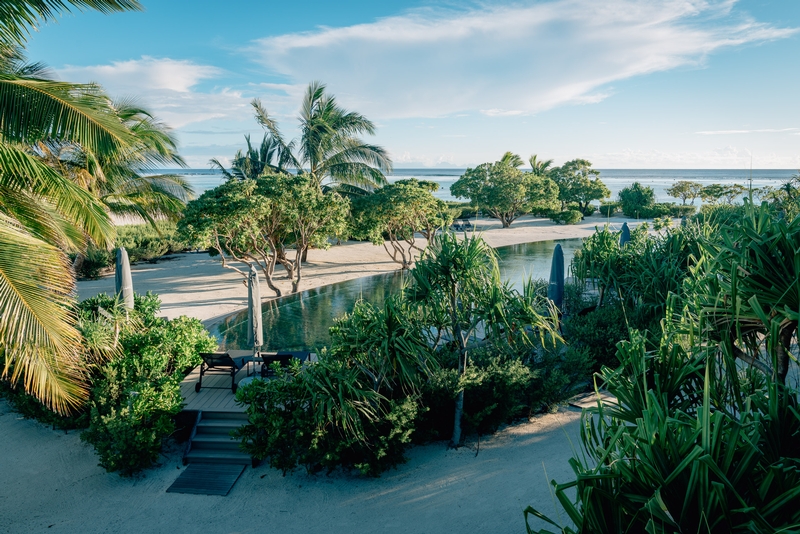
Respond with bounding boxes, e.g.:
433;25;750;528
550;159;610;213
247;82;392;192
666;180;703;205
450;161;558;227
351;178;451;269
179;173;349;294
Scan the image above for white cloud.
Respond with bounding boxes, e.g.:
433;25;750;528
56;57;253;129
59;56;221;93
696;128;799;135
250;0;797;119
589;146;800;168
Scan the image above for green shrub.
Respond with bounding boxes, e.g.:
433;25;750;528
618;182;656;217
668;204;696;217
565;202;595;216
76;245;114;279
550;209;583;225
79;293;216;476
444;201;477;219
117;222;189;263
234;360;418;477
599;202;619;217
637;202;673;219
563;301;630;370
75;222;189;279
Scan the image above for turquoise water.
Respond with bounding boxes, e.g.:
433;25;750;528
213;238;585;351
162;168;795;205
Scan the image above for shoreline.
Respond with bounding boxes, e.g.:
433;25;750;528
78;214;645;328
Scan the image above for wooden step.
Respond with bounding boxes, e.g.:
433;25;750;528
185;450;251;465
195;420;242;435
200;411;249;422
191;435;242;451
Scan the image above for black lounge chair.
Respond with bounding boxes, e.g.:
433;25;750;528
195;352;253;394
259;351;311;377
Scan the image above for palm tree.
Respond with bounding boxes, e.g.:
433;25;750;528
499;151;524;168
252;81;392;191
0;0;142;412
529;154;554;176
209;132;295;181
35;99;193;225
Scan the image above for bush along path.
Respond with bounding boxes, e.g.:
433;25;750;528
3;292;217;476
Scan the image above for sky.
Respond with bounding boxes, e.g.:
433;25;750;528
24;0;800;169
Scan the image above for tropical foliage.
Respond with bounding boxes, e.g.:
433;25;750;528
179;173;349;295
527;200;800;533
235;233;585;475
350;178;452;269
451;160;559;227
0;1;154;413
229;82;392;192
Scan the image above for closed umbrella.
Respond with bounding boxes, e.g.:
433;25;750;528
115;247;134;309
247;265;264;354
619;222;631;247
547;244;564;310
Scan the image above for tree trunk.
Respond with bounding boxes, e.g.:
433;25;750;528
449;288;466;448
261;260;281;297
776;324;795;384
450;388;464;448
291;246;305;293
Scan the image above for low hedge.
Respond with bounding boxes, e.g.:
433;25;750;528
550;209;583;225
600;202;620;217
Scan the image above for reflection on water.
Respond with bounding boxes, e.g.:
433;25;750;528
214;238;583;351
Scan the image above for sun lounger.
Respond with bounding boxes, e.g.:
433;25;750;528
195;352;253;394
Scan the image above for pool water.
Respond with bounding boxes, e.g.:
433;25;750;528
213;238;584;351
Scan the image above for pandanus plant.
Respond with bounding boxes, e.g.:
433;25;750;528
693;200;800;384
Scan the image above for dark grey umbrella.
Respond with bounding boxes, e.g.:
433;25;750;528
619;222;631;247
115;247;134;309
247;265;264;353
680;215;687;227
547;244;564;310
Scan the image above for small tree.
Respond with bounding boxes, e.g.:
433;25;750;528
550;159;610;213
666;180;703;205
179;173;348;294
700;183;745;205
451;161;533;227
406;232;501;447
351;180;451;269
619;182;656;217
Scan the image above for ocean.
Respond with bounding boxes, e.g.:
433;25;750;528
165;168;797;205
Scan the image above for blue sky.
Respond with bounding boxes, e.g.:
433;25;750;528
25;0;800;169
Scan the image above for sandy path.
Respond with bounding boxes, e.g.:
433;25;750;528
77;214;640;326
0;399;583;533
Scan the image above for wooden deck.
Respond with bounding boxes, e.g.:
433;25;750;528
180;365;249;413
180;350;316;413
180;350;255;413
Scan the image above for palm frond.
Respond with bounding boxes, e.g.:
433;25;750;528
0;215;87;412
0;143;114;246
0;74;134;154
